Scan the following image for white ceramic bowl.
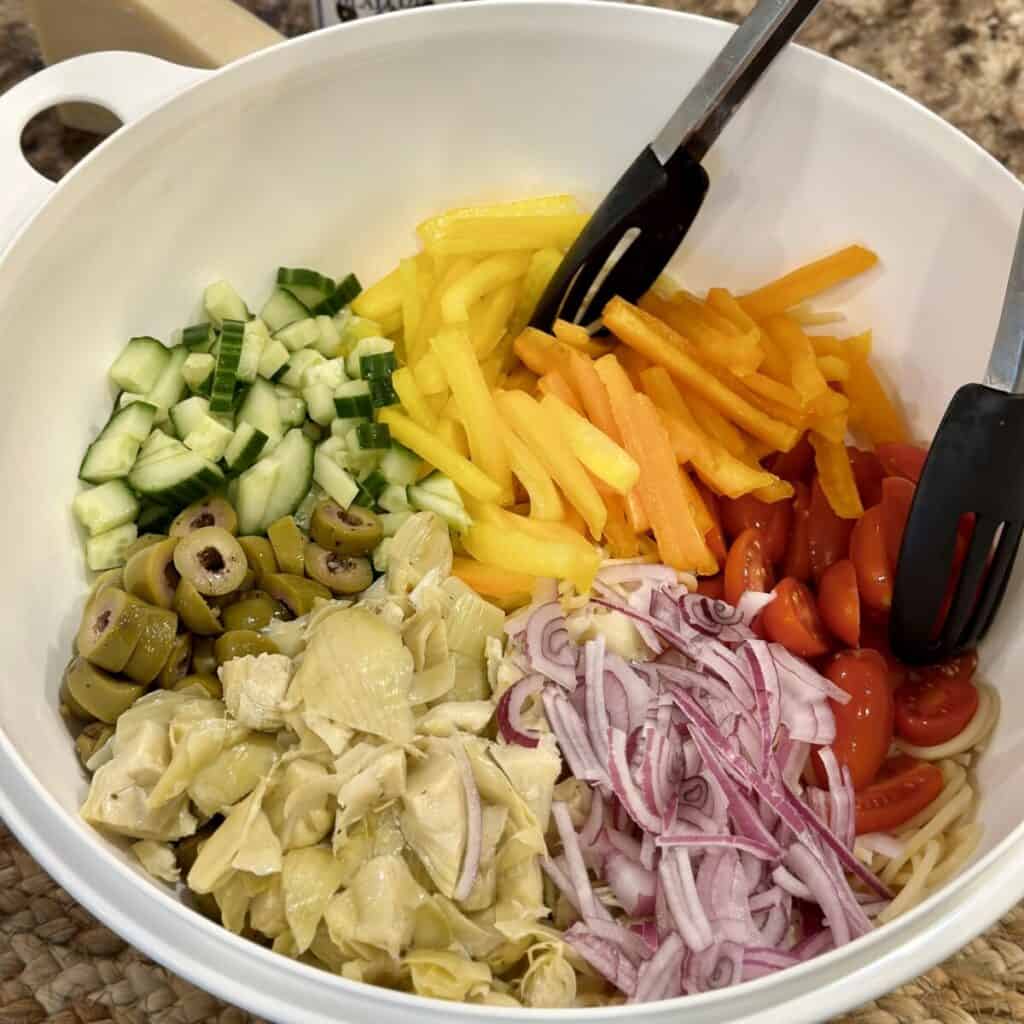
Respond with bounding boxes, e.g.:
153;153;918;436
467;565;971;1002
1;4;1022;1021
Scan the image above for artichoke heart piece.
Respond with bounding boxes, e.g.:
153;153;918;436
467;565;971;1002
218;653;292;732
386;512;453;595
189;734;279;818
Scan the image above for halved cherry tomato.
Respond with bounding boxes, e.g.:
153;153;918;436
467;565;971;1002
808;477;854;582
724;528;774;607
850;504;893;613
782;481;812;582
818;559;860;647
895;652;980;746
694;479;728;565
877;442;929;483
720;493;792;564
847;447;885;508
880;476;915;569
817;648;894;791
855;755;944;834
697;574;726;600
761;577;831;657
770;435;815;483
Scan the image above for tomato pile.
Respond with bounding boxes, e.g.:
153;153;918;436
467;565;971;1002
696;439;981;836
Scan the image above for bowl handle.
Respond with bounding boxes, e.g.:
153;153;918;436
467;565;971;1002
0;52;211;254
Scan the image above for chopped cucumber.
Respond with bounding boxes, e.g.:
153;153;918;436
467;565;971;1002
204;280;249;326
182;322;217;351
277;267;335;309
117;391;147;408
303;382;336;426
373;537;393;572
345;336;394;378
238;319;269;382
137;502;173;533
360;351;396;380
409;472;471;532
238;378;283;448
312;272;362;316
280;349;324;390
257;338;290;381
72;480;140;536
261;429;314;525
340;315;383;351
318;435;349;466
86;522;138;571
334;379;373;418
304;357;347;391
344;426;381;477
314;315;343;357
331;416;367;440
380;510;412;539
210;320;244;413
138;428;179;461
223;422;267;474
415;471;465;503
278;394;307;428
260;288;309;333
128;438;224;505
368;376;399;408
275;317;321;353
183;414;234;462
379;483;410;513
170;395;211;439
145;345;189;422
109;336;169;394
379;443;422;486
356;422;391;449
314;447;359;509
235;459;280;535
79;401;157;483
182;353;216;393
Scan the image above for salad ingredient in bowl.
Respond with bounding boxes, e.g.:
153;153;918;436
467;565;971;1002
63;195;996;1007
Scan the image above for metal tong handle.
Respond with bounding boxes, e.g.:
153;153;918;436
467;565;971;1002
651;0;824;165
983;208;1024;393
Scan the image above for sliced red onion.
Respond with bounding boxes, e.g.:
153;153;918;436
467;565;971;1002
496;673;544;748
584;915;655;963
542;689;606;786
605;652;652;731
564;925;638;996
791;929;835;960
451;740;482;903
605;826;643;863
817;746;854;850
607;728;663;833
657;831;780;860
771;864;814;901
771;642;851;703
605;852;657;917
856;832;905;859
583;637;610;764
632;932;685;1003
741;946;799;981
525;602;578;690
597;562;679;588
579;790;605;849
552;801;605;922
658;847;713;952
541;855;581;915
630;919;660;949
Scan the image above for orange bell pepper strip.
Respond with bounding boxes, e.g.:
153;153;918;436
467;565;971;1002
841;349;909;445
451;557;535;601
537;370;584;414
809;431;864;519
762;315;828;406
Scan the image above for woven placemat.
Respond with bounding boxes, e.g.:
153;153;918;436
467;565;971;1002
2;0;1023;1021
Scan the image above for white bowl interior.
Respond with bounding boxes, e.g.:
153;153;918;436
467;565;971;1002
1;4;1023;1021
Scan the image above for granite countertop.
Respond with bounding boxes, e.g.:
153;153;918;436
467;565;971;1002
0;0;1022;181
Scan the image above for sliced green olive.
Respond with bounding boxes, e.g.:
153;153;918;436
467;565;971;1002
89;568;124;597
214;630;279;664
76;587;148;673
174;578;223;635
173;672;223;700
75;721;114;768
262;573;331;618
173;527;247;596
123;533;167;560
191;635;218;675
310;500;382;556
222;592;277;632
158;633;193;690
237;536;278;581
123;536;180;609
304;543;373;595
63;656;146;724
170;497;238;538
267;516;306;575
122;605;179;684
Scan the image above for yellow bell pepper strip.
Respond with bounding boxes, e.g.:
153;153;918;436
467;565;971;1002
352;266;403;323
809;431;864;519
739;244;879;320
681;390;749;459
399;257;425;353
436;416;470;458
417;194;581;247
441;252;531;324
412;350;449;396
451;557;535;602
411;256;479;360
470;282;518;359
763;315;829;405
540;392;641;496
498;420;563;521
816;355;850;382
430;325;514;504
509;247;564;338
512;327;574;378
537;370;585;415
463;522;599;593
841;344;909;445
391;366;438;432
603;297;798;452
602;493;640;559
553;319;617;358
495;389;607;540
378;407;502;503
423;215;589;256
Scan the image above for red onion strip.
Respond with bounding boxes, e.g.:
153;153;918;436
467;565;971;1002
607;729;663;834
658;847;713;952
631;933;685;1003
495;673;544;748
657;832;780;859
584;637;610;764
564;925;638;996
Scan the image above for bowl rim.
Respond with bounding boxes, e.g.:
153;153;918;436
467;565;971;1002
2;2;1023;1021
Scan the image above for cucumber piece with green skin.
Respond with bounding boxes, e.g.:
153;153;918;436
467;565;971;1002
85;522;138;571
345;336;394;378
145;345;189;422
204;280;249;327
277;394;306;428
275;317;322;353
183;414;234;462
380;510;413;538
379;443;421;486
334;379;373;418
359;351;397;380
356;422;391;449
235;458;280;535
277;267;335;310
209;320;244;414
314;315;343;357
223;422;267;474
408;486;472;532
117;391;147;409
280;349;324;390
330;416;367;441
313;447;359;509
312;272;362;316
304;358;347;391
137;428;179;462
378;483;410;514
237;320;269;383
170;395;211;440
137;502;174;533
128;438;224;505
261;429;315;526
368;376;399;409
257;338;290;381
260;288;309;333
238;378;283;448
72;480;140;536
303;382;336;426
109;336;170;394
79;401;158;484
182;322;217;351
182;353;216;393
